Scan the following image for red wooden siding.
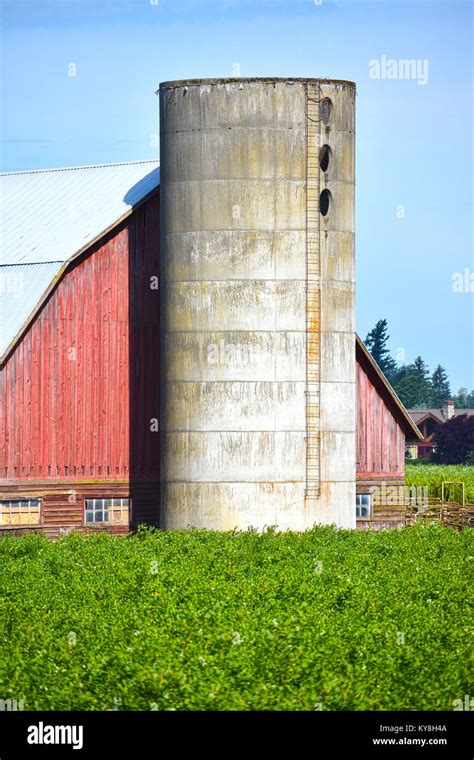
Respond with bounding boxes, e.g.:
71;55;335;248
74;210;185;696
356;360;405;478
0;192;160;484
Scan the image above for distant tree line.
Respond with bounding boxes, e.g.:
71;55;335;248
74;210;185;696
364;319;474;409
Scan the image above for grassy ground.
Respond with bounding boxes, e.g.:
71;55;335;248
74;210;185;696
0;524;472;711
405;463;474;503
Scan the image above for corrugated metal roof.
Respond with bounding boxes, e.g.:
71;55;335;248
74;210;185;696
0;160;160;360
0;262;64;356
0;160;160;266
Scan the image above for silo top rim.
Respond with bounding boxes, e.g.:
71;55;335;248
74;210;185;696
158;77;356;92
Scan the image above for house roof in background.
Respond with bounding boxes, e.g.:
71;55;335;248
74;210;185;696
408;408;474;425
0;160;160;361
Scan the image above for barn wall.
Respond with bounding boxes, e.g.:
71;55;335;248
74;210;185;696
1;228;129;480
0;192;160;530
0;481;131;539
356;360;405;482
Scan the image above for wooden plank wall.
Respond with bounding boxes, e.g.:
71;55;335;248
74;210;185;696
356;360;405;479
0;193;160;481
0;191;160;529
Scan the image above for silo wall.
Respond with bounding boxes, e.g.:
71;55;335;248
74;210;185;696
159;77;356;530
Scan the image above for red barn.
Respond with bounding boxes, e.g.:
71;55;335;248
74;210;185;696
0;161;161;537
0;161;420;536
355;336;421;526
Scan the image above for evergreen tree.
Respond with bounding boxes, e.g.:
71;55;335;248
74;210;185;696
364;319;397;380
430;365;451;407
393;372;425;407
393;356;432;407
413;355;430;382
454;387;468;408
392;363;410;384
362;321;470;408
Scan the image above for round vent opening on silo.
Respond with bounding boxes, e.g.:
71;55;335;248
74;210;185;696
321;98;333;125
319;144;332;172
319;189;332;216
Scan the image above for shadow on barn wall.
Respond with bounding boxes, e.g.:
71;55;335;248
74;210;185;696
126;182;161;529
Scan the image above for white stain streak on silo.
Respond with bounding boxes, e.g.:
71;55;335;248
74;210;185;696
159;77;356;530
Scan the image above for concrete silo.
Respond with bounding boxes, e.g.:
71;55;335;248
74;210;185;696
159;77;356;530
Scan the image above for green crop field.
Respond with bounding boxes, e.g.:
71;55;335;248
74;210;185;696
405;463;474;504
0;525;472;711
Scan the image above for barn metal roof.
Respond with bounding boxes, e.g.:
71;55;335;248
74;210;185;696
0;262;64;359
0;160;160;360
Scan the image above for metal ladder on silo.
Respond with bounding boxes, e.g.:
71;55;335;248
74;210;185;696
305;82;322;507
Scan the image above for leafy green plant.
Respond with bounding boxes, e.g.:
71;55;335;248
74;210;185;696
0;525;471;711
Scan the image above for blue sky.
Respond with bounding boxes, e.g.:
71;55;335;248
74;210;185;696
1;0;472;392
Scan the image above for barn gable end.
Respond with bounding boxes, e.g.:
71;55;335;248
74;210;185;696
0;164;161;537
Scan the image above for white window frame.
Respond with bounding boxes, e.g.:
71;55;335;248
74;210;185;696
356;493;372;519
84;498;130;525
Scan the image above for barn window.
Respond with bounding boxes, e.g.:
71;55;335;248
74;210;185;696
84;498;130;525
355;493;371;519
0;499;40;526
